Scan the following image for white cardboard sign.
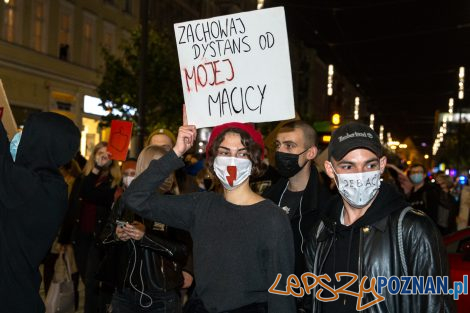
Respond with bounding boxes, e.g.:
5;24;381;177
174;7;295;128
0;80;18;140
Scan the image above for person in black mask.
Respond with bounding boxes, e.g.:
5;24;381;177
263;120;331;313
0;112;80;313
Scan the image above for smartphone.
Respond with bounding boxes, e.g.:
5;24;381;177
116;220;128;227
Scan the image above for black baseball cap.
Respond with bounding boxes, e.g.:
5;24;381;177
328;122;382;161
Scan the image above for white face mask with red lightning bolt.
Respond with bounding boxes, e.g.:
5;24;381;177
213;156;252;191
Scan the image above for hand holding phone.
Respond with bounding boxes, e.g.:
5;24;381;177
116;220;128;228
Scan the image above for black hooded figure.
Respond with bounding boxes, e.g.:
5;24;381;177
0;112;80;313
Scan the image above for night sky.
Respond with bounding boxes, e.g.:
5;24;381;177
267;0;469;151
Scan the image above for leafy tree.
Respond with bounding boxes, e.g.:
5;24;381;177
97;27;183;135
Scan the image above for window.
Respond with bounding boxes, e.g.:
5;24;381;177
102;22;115;53
123;0;132;14
58;7;72;60
82;15;96;67
3;0;17;42
32;1;46;52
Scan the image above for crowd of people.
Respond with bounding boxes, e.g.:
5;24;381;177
2;111;468;313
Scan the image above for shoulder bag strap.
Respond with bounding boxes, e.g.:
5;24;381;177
397;206;413;276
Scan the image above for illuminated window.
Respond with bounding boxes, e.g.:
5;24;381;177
3;0;16;42
82;15;96;67
33;1;45;52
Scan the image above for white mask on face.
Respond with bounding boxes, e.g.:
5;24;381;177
213;156;252;191
123;176;135;188
330;164;381;208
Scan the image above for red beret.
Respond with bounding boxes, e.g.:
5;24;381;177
121;159;137;172
206;122;264;159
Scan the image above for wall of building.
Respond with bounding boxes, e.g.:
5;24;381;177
0;0;140;158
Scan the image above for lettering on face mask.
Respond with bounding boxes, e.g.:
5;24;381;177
331;165;381;208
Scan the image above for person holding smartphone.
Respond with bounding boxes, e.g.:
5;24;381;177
100;145;192;313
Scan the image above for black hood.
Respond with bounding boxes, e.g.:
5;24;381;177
15;112;80;171
322;182;409;231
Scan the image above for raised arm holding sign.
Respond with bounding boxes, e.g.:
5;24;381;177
174;7;295;128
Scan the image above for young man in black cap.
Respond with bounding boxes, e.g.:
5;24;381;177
305;122;454;312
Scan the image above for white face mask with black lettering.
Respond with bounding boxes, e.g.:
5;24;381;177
213;156;252;191
331;165;381;208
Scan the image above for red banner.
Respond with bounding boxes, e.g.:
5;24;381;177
108;120;133;161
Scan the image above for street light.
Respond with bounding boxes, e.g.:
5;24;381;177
332;113;341;125
459;67;465;100
327;65;334;96
448;98;454;121
369;114;375;130
354;97;360;120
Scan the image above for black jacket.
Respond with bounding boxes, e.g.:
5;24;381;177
263;164;331;275
0;113;79;313
99;197;192;292
305;183;455;313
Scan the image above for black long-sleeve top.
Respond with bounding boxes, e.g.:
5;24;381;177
122;151;296;313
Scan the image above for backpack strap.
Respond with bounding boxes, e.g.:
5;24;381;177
397;206;413;276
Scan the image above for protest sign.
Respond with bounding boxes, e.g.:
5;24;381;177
174;7;295;128
0;80;18;140
108;120;133;161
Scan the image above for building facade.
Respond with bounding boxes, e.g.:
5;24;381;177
0;0;139;158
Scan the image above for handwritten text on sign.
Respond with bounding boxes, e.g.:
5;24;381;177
174;7;295;128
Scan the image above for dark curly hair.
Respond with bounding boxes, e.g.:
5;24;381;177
206;128;266;179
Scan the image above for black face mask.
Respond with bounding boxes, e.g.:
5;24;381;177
275;149;309;178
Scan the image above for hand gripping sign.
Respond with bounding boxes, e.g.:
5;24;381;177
174;7;295;128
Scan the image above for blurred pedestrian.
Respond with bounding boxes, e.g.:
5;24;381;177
72;142;121;313
114;158;137;201
406;164;458;234
0;112;80;313
100;145;193;313
123;118;295;312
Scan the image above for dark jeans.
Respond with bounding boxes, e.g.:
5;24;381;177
111;288;181;313
75;232;111;313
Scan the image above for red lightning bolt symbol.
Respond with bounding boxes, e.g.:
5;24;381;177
226;166;237;186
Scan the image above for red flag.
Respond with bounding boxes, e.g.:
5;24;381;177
108;120;133;161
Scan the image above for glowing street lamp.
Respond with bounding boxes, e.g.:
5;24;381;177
327;65;334;96
448;98;454;122
369;114;375;130
459;67;465;100
354;97;360;120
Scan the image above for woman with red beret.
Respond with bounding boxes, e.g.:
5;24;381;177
123;118;295;313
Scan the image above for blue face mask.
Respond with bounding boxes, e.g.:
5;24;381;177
410;173;424;185
9;132;22;161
